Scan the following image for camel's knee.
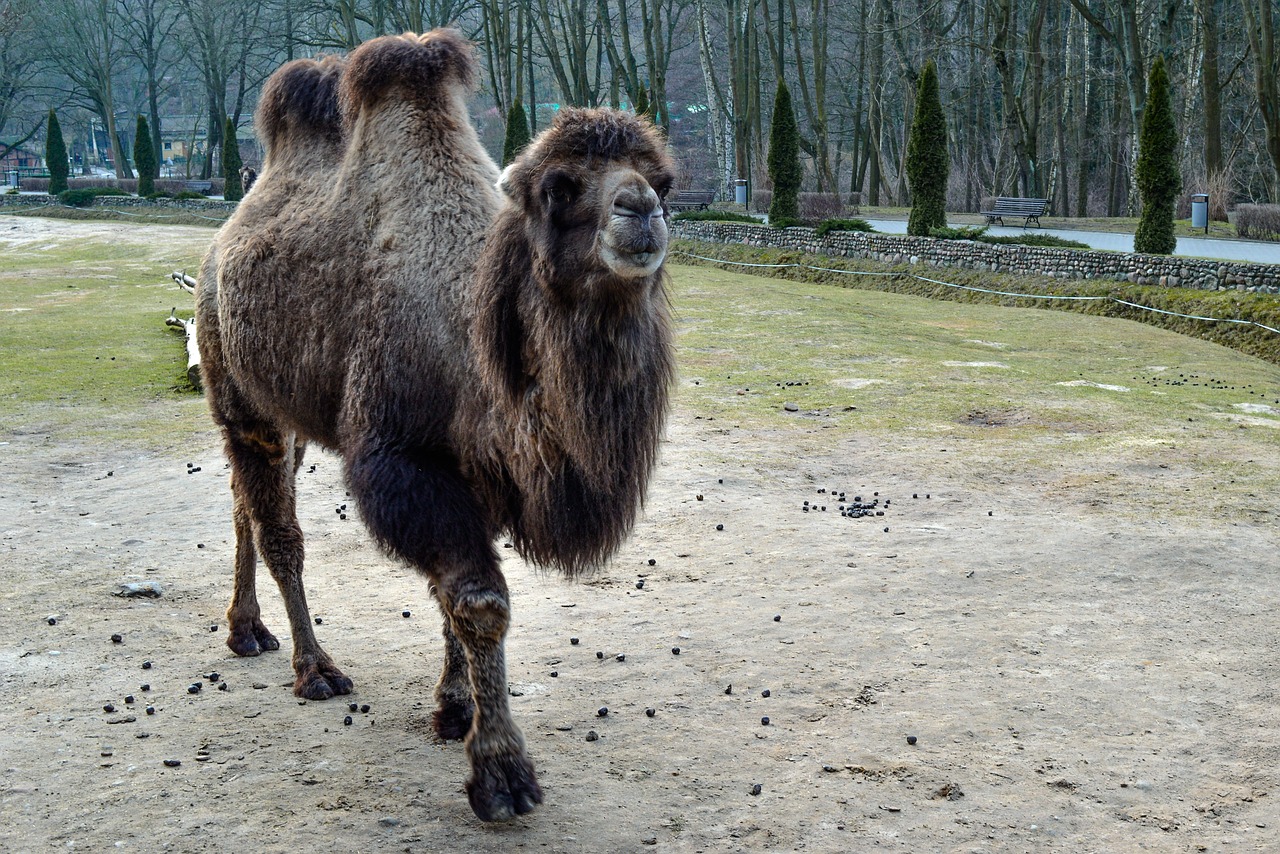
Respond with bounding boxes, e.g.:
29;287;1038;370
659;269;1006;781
449;590;510;642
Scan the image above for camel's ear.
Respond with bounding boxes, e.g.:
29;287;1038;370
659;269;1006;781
496;163;517;200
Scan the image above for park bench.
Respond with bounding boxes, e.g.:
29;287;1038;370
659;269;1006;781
981;197;1049;228
184;180;213;194
670;189;715;211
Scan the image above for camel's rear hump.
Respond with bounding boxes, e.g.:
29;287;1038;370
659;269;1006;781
340;29;476;119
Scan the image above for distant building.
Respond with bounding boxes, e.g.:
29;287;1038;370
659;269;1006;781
1;145;42;170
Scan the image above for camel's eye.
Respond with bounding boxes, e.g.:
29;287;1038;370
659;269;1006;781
539;167;580;211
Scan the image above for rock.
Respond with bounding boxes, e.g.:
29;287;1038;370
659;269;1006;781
114;581;163;598
783;402;799;412
585;730;599;742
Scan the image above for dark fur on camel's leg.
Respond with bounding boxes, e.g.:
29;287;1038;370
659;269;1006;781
228;428;351;700
225;479;280;656
433;596;475;741
441;577;542;821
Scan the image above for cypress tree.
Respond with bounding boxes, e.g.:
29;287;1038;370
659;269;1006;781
501;100;531;167
134;115;157;196
46;110;69;196
767;80;802;224
222;116;243;201
1134;55;1179;255
906;60;949;236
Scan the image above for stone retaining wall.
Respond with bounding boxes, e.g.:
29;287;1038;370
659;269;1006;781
0;194;237;213
671;220;1280;294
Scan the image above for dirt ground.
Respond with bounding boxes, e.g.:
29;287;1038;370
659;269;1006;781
2;219;1279;852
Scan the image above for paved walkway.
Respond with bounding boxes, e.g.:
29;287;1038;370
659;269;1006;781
862;219;1280;265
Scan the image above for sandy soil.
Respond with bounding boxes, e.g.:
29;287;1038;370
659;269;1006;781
2;219;1278;852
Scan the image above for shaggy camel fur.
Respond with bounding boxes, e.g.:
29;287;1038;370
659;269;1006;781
195;29;676;822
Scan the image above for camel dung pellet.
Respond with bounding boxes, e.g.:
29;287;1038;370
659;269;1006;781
988;511;993;516
725;685;733;695
217;682;228;692
715;524;724;531
111;633;123;644
761;716;770;726
906;735;918;745
596;650;604;659
696;494;703;501
671;646;681;655
103;703;116;713
344;715;353;726
883;527;889;533
140;684;150;692
360;704;370;713
761;689;771;697
207;672;220;682
146;706;155;715
750;783;762;796
163;759;181;768
773;614;781;622
645;707;656;717
187;684;201;695
401;610;411;618
616;653;626;662
209;624;217;632
635;580;644;589
585;730;599;741
349;702;358;712
550;671;558;677
718;479;723;484
339;514;347;520
315;616;323;624
570;636;580;645
142;661;151;669
647;558;656;566
913;493;918;499
124;695;135;704
47;617;56;626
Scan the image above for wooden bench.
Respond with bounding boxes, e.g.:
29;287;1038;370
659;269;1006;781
670;189;715;211
184;180;213;194
980;197;1049;228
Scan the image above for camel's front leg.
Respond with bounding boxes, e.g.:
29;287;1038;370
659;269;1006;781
439;569;543;821
432;592;476;741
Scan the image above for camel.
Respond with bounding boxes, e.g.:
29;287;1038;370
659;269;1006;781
194;29;676;822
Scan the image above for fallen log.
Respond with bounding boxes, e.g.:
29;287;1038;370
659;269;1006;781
166;307;201;389
170;270;197;294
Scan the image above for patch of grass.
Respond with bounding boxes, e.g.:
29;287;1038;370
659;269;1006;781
0;224;213;448
979;234;1091;249
669;260;1280;520
672;210;759;223
814;217;876;237
1;205;230;227
671;237;1280;365
930;225;989;240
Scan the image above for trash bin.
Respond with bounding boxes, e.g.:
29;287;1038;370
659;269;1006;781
734;178;747;206
1191;193;1209;232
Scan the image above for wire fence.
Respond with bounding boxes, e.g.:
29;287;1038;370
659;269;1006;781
674;249;1280;337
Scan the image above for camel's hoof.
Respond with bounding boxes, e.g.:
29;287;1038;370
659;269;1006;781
226;620;280;657
465;752;543;821
293;661;354;700
432;697;475;742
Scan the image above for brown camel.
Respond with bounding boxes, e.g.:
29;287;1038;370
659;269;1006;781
195;29;676;822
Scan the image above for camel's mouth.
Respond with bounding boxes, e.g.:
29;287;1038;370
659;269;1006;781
601;204;667;278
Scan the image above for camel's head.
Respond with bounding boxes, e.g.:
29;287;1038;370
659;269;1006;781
498;108;677;287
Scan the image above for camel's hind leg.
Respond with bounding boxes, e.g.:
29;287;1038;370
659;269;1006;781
226;425;352;700
224;478;280;657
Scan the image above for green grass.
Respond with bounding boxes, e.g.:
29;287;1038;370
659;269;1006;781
671;261;1280;519
0;223;212;448
0;204;232;227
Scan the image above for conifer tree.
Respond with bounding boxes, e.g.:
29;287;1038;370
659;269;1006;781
502;101;531;167
46;110;69;196
767;81;802;224
1134;55;1180;255
906;60;949;236
221;116;243;202
134;115;157;196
